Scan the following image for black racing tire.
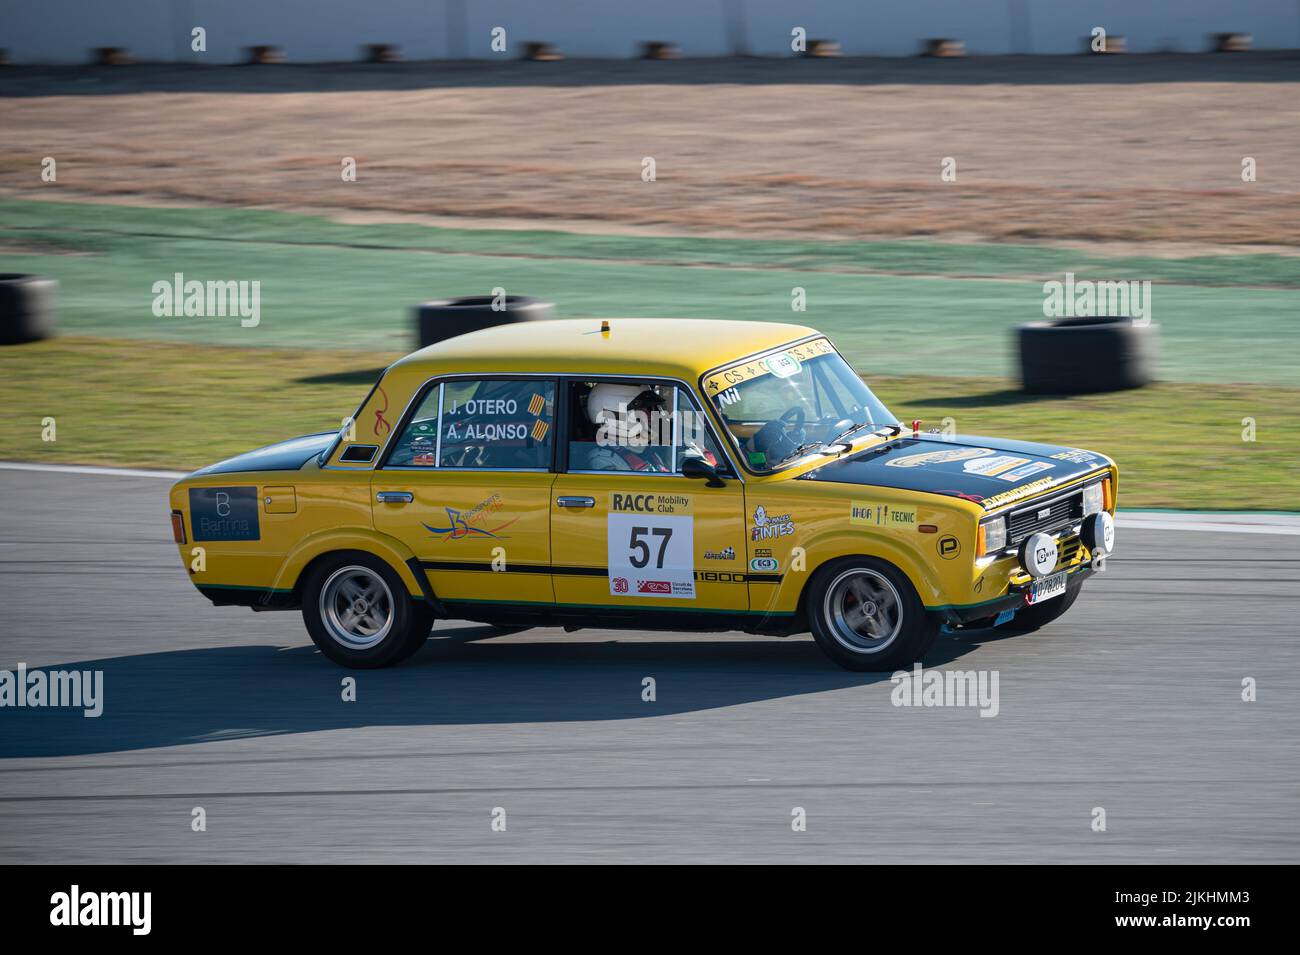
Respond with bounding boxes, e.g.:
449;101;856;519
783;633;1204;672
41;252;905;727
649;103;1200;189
807;557;940;672
996;578;1083;633
414;295;555;349
302;552;433;668
0;274;57;345
1018;316;1157;394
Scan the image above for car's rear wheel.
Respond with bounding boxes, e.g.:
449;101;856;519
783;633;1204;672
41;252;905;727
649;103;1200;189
302;553;433;668
996;578;1082;633
807;558;939;671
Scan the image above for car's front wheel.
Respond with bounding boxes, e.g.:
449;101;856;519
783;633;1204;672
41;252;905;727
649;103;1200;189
807;558;939;671
302;552;433;668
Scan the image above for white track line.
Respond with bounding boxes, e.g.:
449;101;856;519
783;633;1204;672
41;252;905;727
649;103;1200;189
0;461;184;480
2;461;1297;535
1118;513;1300;536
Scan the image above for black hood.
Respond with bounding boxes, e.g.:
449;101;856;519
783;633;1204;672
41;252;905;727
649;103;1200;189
799;434;1108;511
188;432;335;477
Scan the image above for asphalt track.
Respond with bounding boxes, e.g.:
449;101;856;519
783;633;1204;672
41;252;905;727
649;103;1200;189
1;468;1297;863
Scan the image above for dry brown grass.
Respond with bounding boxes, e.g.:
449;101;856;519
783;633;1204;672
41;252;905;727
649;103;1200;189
3;60;1299;248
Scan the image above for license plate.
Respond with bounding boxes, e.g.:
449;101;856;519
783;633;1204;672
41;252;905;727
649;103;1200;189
1028;571;1067;605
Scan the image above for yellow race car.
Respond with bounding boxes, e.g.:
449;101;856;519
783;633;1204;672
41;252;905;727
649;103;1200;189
169;319;1117;671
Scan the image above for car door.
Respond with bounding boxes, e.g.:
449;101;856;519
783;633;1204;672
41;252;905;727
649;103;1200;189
372;376;557;611
549;378;748;612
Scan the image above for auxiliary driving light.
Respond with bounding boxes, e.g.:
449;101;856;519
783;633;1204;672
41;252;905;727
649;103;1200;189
1019;531;1058;579
1081;511;1115;556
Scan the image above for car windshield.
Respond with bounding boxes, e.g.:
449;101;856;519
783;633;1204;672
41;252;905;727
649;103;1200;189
702;338;896;472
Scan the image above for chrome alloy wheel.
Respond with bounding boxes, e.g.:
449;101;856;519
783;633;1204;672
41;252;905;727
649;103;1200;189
823;567;904;654
319;565;395;650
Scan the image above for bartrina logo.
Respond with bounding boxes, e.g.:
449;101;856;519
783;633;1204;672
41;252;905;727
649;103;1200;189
890;664;1000;718
50;885;151;935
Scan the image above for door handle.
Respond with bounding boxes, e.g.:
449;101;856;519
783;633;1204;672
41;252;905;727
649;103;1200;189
376;491;414;504
556;496;596;509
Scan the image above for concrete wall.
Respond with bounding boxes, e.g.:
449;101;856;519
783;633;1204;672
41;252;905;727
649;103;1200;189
5;0;1299;65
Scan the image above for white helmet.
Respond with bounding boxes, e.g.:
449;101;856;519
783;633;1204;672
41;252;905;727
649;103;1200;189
586;383;649;425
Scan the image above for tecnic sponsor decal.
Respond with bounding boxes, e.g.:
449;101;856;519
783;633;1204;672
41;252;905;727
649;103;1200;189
850;501;918;528
751;504;795;541
885;447;994;469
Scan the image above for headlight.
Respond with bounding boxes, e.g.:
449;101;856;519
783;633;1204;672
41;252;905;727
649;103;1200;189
1082;482;1104;517
979;517;1007;556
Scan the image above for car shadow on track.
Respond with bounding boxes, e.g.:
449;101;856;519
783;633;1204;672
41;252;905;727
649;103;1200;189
0;625;1005;757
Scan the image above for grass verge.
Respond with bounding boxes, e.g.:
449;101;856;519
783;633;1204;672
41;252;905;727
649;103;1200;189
2;198;1299;384
2;337;1293;510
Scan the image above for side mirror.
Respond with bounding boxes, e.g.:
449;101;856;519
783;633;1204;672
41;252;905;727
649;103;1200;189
682;455;727;488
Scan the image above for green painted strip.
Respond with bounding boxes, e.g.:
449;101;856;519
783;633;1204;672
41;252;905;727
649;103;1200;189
443;596;795;616
197;582;292;594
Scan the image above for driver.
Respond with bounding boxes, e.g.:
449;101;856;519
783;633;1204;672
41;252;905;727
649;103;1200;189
585;383;670;471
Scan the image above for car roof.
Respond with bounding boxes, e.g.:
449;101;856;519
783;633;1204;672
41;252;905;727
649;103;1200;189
391;318;820;381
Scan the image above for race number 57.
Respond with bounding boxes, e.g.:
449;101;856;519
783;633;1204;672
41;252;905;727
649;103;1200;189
628;526;672;569
607;512;695;599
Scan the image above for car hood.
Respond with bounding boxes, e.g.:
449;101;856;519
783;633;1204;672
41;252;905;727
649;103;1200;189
798;434;1109;511
186;432;336;478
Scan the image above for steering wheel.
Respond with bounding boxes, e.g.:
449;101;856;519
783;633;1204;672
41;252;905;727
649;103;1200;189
779;406;807;444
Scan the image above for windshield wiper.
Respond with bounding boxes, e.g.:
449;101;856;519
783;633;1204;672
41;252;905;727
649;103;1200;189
827;420;902;449
827;420;877;446
772;440;827;467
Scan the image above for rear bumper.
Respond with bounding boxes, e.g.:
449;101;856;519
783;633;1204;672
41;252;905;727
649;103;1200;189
196;584;299;611
935;561;1096;626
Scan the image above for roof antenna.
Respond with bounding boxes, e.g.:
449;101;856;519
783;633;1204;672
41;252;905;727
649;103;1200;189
600;319;610;335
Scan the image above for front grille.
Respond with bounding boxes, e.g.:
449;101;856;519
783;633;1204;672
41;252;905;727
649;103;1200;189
1007;489;1083;545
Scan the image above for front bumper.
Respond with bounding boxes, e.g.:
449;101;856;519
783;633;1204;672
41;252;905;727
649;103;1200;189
937;558;1098;626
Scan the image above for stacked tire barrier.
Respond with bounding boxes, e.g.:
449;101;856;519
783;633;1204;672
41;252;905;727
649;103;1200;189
415;295;555;349
1017;316;1158;394
0;274;57;345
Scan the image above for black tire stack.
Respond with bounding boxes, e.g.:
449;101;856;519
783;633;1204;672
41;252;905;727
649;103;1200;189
1017;316;1157;394
0;274;57;345
414;295;555;349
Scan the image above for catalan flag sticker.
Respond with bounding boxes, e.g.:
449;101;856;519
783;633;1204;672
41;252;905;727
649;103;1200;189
531;419;550;442
528;393;546;416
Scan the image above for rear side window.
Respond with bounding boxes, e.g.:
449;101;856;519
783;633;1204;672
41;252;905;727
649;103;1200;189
386;379;555;470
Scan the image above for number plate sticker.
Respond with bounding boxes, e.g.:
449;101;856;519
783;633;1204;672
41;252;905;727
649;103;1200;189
1027;571;1067;605
608;513;695;599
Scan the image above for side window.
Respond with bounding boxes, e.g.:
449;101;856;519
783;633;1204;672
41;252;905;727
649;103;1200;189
565;380;727;475
387;379;555;469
